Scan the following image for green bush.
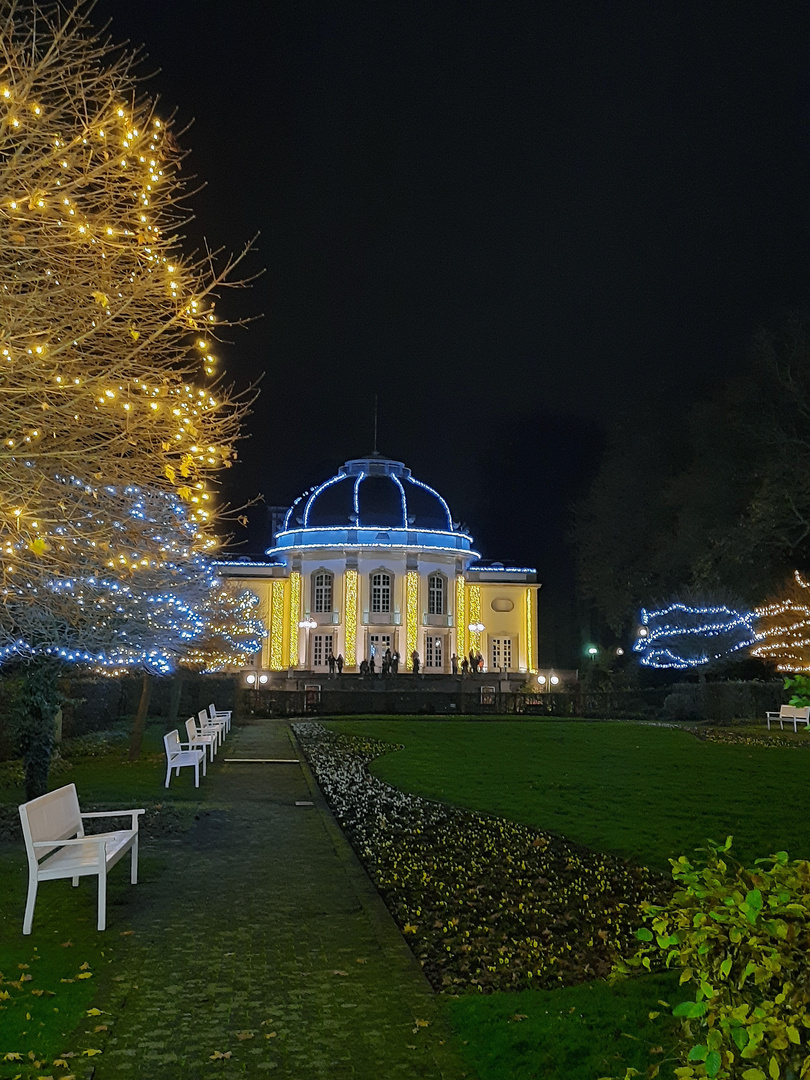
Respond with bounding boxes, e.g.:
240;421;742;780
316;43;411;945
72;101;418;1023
612;837;810;1079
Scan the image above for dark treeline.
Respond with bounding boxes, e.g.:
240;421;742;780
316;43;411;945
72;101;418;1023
574;317;810;636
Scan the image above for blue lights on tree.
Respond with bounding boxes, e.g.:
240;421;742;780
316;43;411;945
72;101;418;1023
633;602;759;669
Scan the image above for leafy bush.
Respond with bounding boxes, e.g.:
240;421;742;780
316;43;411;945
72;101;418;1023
784;675;810;709
612;837;810;1080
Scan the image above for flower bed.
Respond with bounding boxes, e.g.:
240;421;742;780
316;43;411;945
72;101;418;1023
294;722;668;994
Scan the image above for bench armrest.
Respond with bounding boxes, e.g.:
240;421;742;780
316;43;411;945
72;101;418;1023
173;742;204;751
32;836;107;848
82;809;144;831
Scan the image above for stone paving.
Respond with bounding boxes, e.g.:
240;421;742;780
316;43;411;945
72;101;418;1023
92;719;470;1079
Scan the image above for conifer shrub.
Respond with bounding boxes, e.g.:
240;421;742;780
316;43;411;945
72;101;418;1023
612;837;810;1080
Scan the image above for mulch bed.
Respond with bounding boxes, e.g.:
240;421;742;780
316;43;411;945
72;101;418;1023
294;722;669;994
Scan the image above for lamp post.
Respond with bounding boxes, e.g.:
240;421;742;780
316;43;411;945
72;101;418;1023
298;618;317;669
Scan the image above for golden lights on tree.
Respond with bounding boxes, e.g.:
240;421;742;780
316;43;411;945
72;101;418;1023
0;2;261;669
752;571;810;672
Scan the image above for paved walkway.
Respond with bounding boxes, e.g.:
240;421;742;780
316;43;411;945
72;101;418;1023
94;719;469;1079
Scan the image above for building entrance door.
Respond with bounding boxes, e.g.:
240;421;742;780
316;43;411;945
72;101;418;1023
312;633;335;670
424;634;444;670
368;634;392;664
490;637;514;671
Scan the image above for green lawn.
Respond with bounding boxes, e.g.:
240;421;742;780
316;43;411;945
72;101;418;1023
319;718;810;1079
448;971;688;1080
323;718;810;870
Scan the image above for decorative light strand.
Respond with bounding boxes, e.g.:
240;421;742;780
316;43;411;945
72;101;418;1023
405;570;419;670
633;602;759;669
344;568;358;668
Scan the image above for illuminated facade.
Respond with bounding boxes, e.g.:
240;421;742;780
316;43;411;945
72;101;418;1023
217;455;538;675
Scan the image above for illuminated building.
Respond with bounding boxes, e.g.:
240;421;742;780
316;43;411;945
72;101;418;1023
217;454;538;675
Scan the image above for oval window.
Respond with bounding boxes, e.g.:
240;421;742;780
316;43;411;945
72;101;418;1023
490;597;514;612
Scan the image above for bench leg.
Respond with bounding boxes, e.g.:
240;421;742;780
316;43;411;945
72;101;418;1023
23;869;38;935
202;753;207;778
165;761;172;788
194;759;200;787
131;834;139;885
97;866;107;932
209;742;215;763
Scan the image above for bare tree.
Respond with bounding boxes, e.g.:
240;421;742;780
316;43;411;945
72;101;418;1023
0;2;262;793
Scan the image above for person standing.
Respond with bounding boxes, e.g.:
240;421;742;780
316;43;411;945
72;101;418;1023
461;656;469;675
475;651;484;673
336;653;344;674
391;651;400;674
411;650;420;674
451;653;459;675
327;652;336;676
369;654;376;675
469;649;476;673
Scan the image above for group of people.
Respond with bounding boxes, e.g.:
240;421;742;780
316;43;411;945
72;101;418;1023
450;650;484;675
358;647;401;676
325;646;484;675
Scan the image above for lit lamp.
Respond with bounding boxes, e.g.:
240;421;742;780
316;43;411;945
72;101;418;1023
245;672;257;687
298;618;317;668
536;674;547;687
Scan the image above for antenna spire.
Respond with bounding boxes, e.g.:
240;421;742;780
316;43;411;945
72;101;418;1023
373;394;378;455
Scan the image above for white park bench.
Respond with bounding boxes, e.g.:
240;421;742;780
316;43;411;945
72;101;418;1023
207;702;232;733
765;704;810;732
197;708;226;746
19;783;144;934
164;728;206;787
185;716;218;762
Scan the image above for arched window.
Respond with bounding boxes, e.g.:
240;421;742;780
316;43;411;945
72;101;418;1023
312;571;333;614
370;571;392;613
428;573;446;615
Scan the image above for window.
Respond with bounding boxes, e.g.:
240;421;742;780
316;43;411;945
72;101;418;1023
428;573;445;615
312;571;333;614
490;637;514;671
371;572;391;613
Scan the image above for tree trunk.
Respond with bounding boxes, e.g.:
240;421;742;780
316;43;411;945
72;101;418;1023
16;659;61;800
167;671;185;728
128;673;154;762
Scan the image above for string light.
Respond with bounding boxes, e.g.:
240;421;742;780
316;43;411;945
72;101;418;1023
456;575;467;660
406;570;418;670
752;571;810;672
0;5;256;674
525;587;535;673
344;568;358;668
633;602;759;669
288;570;301;667
468;585;483;654
269;580;285;670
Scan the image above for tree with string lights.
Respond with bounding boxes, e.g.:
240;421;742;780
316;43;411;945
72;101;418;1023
0;2;261;794
752;571;810;673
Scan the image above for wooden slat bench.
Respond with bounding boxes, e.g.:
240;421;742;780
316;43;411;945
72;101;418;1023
765;704;810;732
19;783;144;934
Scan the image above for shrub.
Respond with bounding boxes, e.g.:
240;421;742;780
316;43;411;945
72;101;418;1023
612;837;810;1079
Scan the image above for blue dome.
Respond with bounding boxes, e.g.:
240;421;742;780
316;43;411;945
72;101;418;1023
282;457;458;533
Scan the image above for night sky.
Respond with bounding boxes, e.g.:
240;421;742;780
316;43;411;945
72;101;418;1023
94;1;810;663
